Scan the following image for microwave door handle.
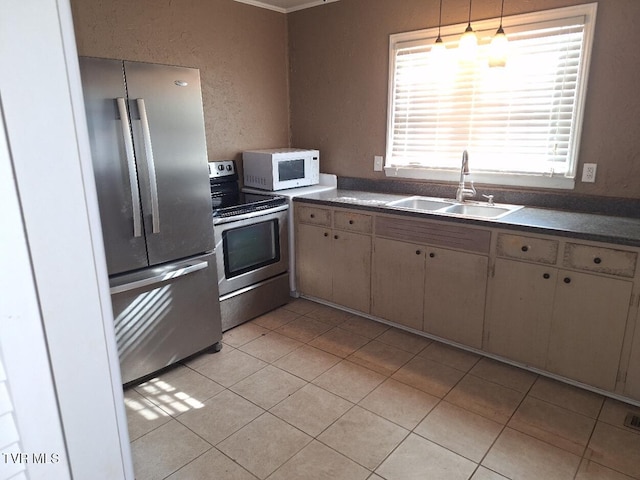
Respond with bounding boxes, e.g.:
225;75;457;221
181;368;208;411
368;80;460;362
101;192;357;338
137;98;160;234
116;97;143;238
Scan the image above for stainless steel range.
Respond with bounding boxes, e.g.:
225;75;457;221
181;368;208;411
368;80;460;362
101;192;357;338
209;160;290;331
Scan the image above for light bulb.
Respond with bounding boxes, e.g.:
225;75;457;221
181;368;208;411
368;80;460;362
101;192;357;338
489;26;508;67
432;36;446;56
459;25;478;62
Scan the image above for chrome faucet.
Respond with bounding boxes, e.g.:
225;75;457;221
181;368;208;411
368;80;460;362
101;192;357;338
456;150;476;202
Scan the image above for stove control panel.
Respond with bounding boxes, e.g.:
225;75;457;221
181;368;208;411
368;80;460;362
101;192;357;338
208;160;236;178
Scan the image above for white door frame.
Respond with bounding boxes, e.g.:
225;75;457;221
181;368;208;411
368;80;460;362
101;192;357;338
0;1;133;478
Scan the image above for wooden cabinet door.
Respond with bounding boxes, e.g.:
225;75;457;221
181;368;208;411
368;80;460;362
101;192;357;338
484;258;556;368
371;237;425;330
332;230;372;313
624;309;640;400
547;269;632;391
296;223;333;301
423;247;488;349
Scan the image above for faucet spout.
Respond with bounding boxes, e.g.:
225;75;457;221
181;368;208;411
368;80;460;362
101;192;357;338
461;150;469;175
456;150;476;202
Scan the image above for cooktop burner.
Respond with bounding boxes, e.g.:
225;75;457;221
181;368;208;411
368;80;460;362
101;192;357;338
209;160;287;218
211;192;287;218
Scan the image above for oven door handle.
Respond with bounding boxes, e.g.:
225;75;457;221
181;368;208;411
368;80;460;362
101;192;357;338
213;204;289;225
109;260;208;295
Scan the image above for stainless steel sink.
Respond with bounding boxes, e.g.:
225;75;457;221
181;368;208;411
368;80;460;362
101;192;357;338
441;203;521;219
387;196;454;211
387;195;523;220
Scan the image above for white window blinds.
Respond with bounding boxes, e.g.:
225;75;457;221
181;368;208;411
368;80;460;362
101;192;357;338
386;4;597;189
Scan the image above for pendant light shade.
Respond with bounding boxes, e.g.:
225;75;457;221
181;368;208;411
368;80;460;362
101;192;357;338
489;0;508;67
459;0;478;62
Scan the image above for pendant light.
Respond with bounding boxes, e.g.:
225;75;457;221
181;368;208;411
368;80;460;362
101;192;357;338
489;0;508;67
459;0;478;62
432;0;446;56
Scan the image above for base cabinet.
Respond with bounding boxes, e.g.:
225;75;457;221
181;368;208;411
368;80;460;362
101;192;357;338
371;236;488;347
546;269;631;391
296;207;371;313
424;247;488;349
624;309;640;399
486;235;634;392
297;222;333;301
296;200;640;402
485;258;556;368
331;229;372;313
371;237;425;330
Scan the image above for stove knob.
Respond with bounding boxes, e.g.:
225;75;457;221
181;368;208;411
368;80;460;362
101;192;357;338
217;164;225;171
226;164;233;171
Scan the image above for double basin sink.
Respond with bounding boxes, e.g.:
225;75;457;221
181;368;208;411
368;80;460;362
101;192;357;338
386;196;523;220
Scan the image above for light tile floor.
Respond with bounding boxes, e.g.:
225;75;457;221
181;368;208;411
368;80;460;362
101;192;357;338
125;299;640;480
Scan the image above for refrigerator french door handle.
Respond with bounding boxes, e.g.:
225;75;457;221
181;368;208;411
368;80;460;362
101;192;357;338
116;97;143;238
136;98;161;234
109;260;209;295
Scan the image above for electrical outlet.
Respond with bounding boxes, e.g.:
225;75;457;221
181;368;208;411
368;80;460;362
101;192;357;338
582;163;597;183
374;155;384;172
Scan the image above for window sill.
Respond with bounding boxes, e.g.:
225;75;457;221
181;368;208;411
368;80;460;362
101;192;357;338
384;166;575;190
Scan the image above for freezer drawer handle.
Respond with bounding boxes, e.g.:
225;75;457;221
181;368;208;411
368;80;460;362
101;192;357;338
109;260;209;295
116;97;143;238
137;98;161;234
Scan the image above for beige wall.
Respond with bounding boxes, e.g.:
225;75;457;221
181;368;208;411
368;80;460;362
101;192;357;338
288;0;640;199
71;0;290;162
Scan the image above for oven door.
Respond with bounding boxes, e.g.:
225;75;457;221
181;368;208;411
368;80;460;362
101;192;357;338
213;205;289;296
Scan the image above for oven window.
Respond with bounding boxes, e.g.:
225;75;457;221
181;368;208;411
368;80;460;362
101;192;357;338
278;159;305;181
222;219;280;278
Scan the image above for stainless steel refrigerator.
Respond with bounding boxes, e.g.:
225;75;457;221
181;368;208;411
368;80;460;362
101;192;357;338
79;57;222;385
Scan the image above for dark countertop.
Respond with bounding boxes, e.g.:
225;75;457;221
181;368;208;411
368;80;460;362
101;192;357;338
293;189;640;248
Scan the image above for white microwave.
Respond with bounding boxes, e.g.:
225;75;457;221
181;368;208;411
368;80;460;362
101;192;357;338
242;148;320;191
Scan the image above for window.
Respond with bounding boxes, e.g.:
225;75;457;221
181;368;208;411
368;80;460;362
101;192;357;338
386;4;597;189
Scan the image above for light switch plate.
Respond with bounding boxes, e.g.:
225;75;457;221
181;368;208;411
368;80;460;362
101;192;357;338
374;155;384;171
582;163;597;183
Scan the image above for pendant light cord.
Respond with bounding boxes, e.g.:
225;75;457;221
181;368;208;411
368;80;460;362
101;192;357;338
438;0;443;38
499;0;505;28
467;0;473;27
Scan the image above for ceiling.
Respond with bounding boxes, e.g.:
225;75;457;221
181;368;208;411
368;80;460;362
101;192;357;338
234;0;339;14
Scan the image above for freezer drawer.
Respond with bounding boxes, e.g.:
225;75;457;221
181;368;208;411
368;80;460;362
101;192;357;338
110;251;222;385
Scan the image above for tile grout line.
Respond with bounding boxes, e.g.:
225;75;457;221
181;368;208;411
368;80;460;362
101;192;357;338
264;309;413;477
464;372;539;480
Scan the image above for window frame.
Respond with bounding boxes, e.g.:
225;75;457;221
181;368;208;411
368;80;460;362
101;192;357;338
385;3;598;190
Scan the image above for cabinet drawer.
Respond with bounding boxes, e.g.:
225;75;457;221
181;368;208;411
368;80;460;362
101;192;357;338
563;243;637;278
496;233;558;265
334;211;372;233
296;205;332;226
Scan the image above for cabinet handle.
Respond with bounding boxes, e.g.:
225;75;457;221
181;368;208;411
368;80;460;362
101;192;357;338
564;277;571;284
310;214;315;218
594;257;602;264
415;250;421;255
323;232;329;237
543;273;550;279
521;245;529;252
349;220;354;224
334;235;339;240
429;252;435;258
